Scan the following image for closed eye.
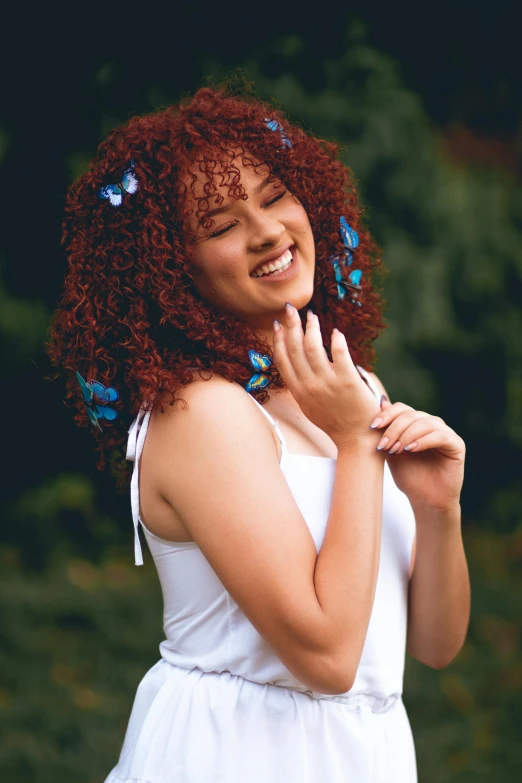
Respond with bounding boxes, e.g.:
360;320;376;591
208;191;288;238
265;190;286;206
210;221;237;238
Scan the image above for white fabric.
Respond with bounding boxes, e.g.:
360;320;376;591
105;366;417;782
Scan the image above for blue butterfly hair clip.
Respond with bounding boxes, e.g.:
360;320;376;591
245;350;272;393
331;217;363;307
264;118;291;149
75;371;120;431
98;159;138;206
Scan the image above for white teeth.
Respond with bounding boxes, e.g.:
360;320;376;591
251;248;293;277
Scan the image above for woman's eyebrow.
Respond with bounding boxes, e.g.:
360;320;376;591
201;176;275;223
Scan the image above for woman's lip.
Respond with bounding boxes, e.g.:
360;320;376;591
251;247;299;284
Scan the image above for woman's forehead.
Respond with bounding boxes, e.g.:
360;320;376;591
183;154;272;202
180;160;277;235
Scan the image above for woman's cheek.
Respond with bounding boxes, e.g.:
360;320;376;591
284;203;313;232
207;243;244;278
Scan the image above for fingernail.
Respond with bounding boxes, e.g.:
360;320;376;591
306;309;314;321
388;441;401;454
376;436;389;451
273;320;281;332
285;302;295;316
380;394;388;405
370;417;383;429
404;442;418;451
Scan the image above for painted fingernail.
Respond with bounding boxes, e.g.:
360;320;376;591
273;320;281;332
404;442;418;451
285;302;295;316
380;394;388;405
370;417;383;429
388;441;401;454
306;309;314;321
376;436;389;451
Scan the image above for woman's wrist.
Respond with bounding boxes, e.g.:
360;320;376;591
410;501;462;527
335;430;385;454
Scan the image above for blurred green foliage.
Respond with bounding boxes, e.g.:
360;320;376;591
1;528;521;782
0;551;163;783
1;27;521;782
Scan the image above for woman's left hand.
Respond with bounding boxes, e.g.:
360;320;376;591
370;397;466;511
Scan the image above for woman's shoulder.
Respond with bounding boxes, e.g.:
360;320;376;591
148;370;256;430
143;371;280;495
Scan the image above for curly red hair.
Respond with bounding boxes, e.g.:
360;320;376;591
46;80;388;483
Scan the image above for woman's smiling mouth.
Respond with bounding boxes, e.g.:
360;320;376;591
250;245;296;279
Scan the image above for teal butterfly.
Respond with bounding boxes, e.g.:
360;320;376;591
264;118;291;148
332;218;363;306
75;371;119;431
98;159;138;206
245;350;272;393
340;216;359;251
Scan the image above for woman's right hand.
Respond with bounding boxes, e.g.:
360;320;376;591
273;303;381;449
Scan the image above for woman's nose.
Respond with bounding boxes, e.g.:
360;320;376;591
248;214;285;250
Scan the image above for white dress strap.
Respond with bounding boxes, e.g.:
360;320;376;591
126;407;152;566
246;393;289;458
355;365;382;402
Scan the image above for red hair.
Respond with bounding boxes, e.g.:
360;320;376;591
46;81;388;483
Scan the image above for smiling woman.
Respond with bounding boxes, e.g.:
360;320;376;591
45;78;469;783
187;159;316;334
46;79;386;477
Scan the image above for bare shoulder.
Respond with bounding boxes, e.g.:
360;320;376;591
148;372;272;439
145;373;280;501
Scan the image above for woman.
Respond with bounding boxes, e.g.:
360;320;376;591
47;82;470;782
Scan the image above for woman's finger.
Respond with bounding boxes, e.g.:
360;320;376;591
375;410;430;452
370;402;420;430
272;318;300;393
281;303;316;386
303;313;335;377
329;327;359;381
397;428;465;459
383;417;446;454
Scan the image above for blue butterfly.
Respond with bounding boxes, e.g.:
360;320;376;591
331;218;363;306
264;118;291;148
75;371;120;430
340;216;359;250
245;349;272;393
98;159;138;206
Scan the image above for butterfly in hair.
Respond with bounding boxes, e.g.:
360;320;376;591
339;216;359;251
264;118;291;148
245;350;272;393
98;159;138;206
332;218;363;306
75;371;120;431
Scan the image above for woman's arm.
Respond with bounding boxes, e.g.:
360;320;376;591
150;375;385;695
367;372;471;669
405;503;470;668
366;372;416;578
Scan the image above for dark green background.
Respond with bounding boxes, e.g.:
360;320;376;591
1;5;521;781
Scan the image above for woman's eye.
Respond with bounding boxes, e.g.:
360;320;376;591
210;222;236;238
207;192;286;238
265;191;286;206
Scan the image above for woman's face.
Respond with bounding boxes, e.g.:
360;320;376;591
185;158;316;336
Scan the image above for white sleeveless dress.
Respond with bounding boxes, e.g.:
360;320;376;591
104;366;417;783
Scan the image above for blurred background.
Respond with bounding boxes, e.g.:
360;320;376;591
1;4;521;781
